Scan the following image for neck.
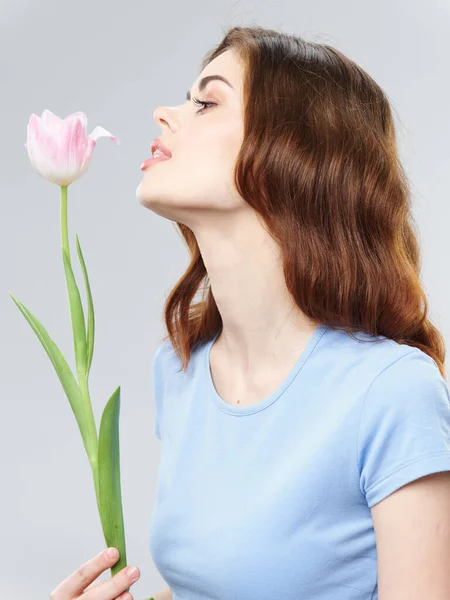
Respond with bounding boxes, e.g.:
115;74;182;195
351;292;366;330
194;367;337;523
192;209;319;369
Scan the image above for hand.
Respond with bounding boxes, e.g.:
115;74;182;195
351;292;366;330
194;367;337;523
50;547;140;600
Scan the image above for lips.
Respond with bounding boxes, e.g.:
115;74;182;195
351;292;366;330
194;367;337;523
140;155;171;171
140;138;172;171
151;138;172;158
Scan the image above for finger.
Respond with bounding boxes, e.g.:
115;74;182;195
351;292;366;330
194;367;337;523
82;580;134;597
115;593;133;600
99;564;140;600
82;576;134;595
50;548;119;600
82;579;104;593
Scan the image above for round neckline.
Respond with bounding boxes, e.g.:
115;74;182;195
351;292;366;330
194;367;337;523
203;323;329;415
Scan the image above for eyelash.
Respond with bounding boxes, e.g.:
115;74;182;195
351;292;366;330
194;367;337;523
191;96;217;113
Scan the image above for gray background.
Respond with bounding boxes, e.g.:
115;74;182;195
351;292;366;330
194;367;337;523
1;0;450;598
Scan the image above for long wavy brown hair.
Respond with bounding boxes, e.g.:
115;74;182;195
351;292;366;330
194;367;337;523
159;25;446;379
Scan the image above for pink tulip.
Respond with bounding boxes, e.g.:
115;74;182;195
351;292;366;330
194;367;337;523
14;107;128;581
25;109;120;186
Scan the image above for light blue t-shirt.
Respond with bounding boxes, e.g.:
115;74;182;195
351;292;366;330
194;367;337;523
148;324;450;600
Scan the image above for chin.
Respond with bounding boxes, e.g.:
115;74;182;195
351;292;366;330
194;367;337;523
135;190;182;223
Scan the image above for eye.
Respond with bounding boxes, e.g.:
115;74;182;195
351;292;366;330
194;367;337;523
191;95;217;113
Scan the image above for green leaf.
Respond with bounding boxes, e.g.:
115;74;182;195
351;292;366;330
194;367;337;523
8;292;95;457
62;248;87;376
97;386;127;578
75;234;95;378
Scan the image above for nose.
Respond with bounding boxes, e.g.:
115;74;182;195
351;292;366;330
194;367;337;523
153;105;177;132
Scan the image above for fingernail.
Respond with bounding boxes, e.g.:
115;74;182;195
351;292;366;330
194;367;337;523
127;566;139;580
107;547;118;559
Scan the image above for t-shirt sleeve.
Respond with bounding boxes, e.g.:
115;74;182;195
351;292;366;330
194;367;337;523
152;341;167;440
358;348;450;508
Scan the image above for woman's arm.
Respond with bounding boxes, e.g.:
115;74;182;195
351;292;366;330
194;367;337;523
142;586;173;600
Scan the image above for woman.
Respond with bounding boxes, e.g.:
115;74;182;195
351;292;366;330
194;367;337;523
51;25;450;600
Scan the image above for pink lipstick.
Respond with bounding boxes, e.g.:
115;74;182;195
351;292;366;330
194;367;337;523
140;155;171;171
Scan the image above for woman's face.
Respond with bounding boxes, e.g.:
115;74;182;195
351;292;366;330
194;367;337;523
136;49;247;229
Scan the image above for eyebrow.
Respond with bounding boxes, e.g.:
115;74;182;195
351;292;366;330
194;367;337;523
185;74;234;101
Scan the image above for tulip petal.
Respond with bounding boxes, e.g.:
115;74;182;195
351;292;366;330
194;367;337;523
88;125;120;145
26;113;65;185
65;111;88;133
59;118;89;184
41;109;63;128
76;126;120;179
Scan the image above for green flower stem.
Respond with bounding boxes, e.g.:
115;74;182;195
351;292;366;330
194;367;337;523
60;185;127;573
13;181;127;577
61;185;71;263
60;185;127;575
60;185;101;512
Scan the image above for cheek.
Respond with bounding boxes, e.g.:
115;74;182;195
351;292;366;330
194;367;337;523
187;118;243;164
